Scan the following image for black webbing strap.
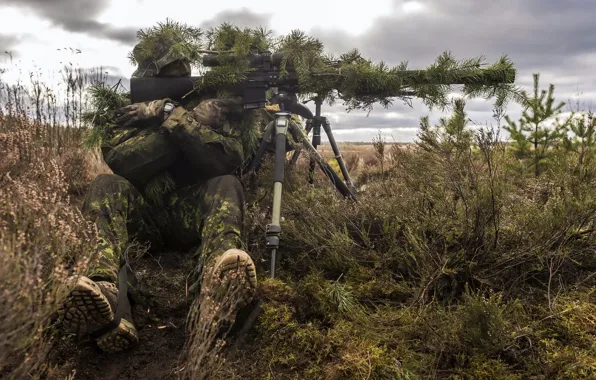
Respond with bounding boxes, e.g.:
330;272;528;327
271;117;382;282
90;264;129;339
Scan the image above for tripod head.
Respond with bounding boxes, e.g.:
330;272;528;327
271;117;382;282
269;91;313;119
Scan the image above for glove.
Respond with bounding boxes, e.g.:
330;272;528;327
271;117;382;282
192;97;244;126
114;99;172;127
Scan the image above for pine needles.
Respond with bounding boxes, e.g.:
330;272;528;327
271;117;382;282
125;20;519;114
81;81;129;147
129;18;204;67
198;26;518;113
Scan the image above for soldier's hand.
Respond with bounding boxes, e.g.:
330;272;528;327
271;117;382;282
114;99;168;127
192;97;244;126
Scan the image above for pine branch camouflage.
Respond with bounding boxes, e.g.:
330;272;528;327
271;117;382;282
194;29;520;112
125;21;519;113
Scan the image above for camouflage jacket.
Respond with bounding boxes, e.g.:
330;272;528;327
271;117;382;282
100;102;263;201
100;99;303;202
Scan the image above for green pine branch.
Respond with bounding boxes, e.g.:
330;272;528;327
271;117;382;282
81;81;129;147
129;22;520;112
416;98;474;155
563;111;596;168
129;18;204;67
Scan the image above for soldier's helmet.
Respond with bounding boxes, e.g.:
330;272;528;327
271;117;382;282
131;39;192;78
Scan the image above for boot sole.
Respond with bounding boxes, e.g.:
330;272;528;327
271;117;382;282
213;249;257;309
96;318;139;353
59;276;138;353
199;249;258;328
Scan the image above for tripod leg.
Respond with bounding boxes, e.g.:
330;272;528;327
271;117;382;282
232;115;289;348
290;121;357;200
267;112;291;278
309;118;321;185
245;120;275;175
321;117;356;193
290;119;312;165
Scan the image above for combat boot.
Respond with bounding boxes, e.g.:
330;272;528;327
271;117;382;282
59;276;138;353
198;249;257;335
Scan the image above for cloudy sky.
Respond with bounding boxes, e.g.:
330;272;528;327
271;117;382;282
1;0;595;142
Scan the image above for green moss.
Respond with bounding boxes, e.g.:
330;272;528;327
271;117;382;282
451;356;524;379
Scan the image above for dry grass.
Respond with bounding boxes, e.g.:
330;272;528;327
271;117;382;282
179;267;254;380
0;62;109;379
0;114;98;379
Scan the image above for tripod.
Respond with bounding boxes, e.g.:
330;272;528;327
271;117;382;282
246;96;357;278
290;96;356;195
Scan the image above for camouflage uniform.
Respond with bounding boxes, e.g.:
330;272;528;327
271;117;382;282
59;38;259;353
83;101;250;286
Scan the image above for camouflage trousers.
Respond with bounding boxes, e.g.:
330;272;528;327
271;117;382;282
81;173;245;292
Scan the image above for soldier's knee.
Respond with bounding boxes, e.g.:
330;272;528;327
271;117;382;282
217;175;244;197
218;175;242;191
83;174;140;212
204;175;244;202
88;174;136;193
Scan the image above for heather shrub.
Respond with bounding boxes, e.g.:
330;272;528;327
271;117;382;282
0;76;98;379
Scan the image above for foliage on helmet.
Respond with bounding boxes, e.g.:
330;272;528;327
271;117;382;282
128;18;204;69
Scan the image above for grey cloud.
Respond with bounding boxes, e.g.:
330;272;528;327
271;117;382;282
300;0;596;140
83;66;129;87
310;0;596;72
0;34;23;59
97;69;130;89
199;8;272;30
76;66;130;89
1;0;136;44
369;0;594;69
95;65;125;77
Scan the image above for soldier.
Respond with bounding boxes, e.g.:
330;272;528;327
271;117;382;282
58;36;264;353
